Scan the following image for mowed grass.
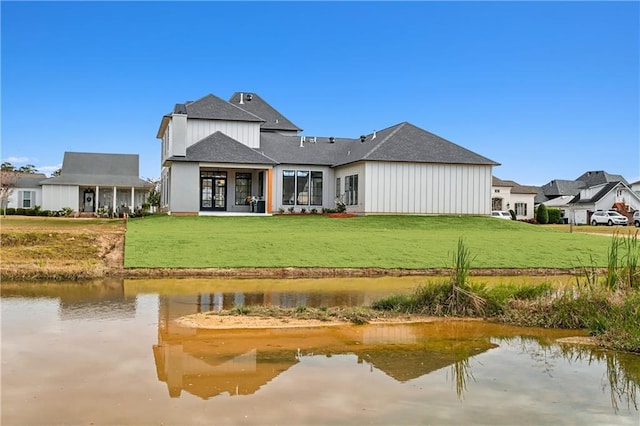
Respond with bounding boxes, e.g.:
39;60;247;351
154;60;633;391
124;215;626;269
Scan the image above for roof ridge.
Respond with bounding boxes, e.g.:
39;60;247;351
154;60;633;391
361;122;407;160
227;99;267;123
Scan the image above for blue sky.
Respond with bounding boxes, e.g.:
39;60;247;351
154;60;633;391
2;1;638;185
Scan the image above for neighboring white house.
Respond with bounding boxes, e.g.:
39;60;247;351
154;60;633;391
40;152;151;214
565;181;640;225
491;177;536;220
157;92;500;216
2;173;47;210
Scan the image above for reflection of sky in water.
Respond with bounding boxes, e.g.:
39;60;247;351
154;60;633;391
1;286;639;425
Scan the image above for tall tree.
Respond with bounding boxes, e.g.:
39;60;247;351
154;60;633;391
0;171;18;215
17;164;38;174
1;162;15;172
52;168;62;177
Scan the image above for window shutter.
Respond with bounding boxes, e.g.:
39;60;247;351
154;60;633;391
32;191;36;207
18;191;23;207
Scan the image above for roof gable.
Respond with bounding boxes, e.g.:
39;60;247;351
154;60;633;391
169;132;277;165
180;94;264;122
228;92;302;132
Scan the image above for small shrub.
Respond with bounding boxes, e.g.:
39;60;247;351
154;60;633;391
300;208;306;214
310;208;318;214
278;207;285;214
547;208;562;224
233;305;250;315
287;207;295;213
4;207;16;215
536;204;549;224
59;207;74;217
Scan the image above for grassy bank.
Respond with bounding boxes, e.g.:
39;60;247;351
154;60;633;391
0;216;125;280
124;215;624;269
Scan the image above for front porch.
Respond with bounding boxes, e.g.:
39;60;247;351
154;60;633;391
80;185;149;216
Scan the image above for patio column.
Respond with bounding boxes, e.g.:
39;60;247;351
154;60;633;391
112;187;117;214
95;186;100;212
131;187;135;210
267;168;273;213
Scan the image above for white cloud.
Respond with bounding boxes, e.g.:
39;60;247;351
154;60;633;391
38;164;62;176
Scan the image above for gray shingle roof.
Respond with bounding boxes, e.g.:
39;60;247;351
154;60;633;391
41;152;150;187
333;122;499;167
12;173;48;188
257;122;499;168
540;179;586;198
178;94;264;122
575;170;628;186
258;133;350;166
169;132;277;165
228;92;302;132
492;176;538;194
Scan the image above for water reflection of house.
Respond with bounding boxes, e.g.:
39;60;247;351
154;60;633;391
0;279;135;320
153;295;496;399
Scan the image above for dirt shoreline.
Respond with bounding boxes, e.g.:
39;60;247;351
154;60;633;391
113;266;589;279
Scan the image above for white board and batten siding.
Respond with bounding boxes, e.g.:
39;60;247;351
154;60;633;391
364;162;492;215
186;119;261;149
42;185;79;211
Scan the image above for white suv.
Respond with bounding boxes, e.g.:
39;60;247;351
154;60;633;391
590;210;628;226
491;211;512;220
633;211;640;227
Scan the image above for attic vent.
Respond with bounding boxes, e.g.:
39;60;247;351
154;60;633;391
300;136;304;147
329;136;335;143
360;135;366;143
275;119;279;124
372;130;376;139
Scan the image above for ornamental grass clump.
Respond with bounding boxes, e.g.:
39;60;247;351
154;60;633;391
499;233;640;353
372;238;489;317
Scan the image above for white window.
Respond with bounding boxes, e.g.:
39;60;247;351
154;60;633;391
345;174;358;205
21;191;33;208
515;203;527;216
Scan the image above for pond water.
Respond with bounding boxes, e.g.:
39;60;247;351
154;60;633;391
2;277;639;425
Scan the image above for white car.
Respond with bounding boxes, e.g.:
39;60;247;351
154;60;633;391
491;211;512;220
590;210;628;226
633;210;640;227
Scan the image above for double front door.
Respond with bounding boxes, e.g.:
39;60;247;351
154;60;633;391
201;171;226;211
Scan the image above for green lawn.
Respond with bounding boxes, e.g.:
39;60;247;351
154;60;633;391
123;215;625;269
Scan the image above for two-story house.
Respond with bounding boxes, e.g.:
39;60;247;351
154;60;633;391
157;92;499;216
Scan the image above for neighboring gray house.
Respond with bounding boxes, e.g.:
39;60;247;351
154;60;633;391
40;152;151;214
3;172;47;210
157;92;499;215
566;181;640;225
536;171;637;224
